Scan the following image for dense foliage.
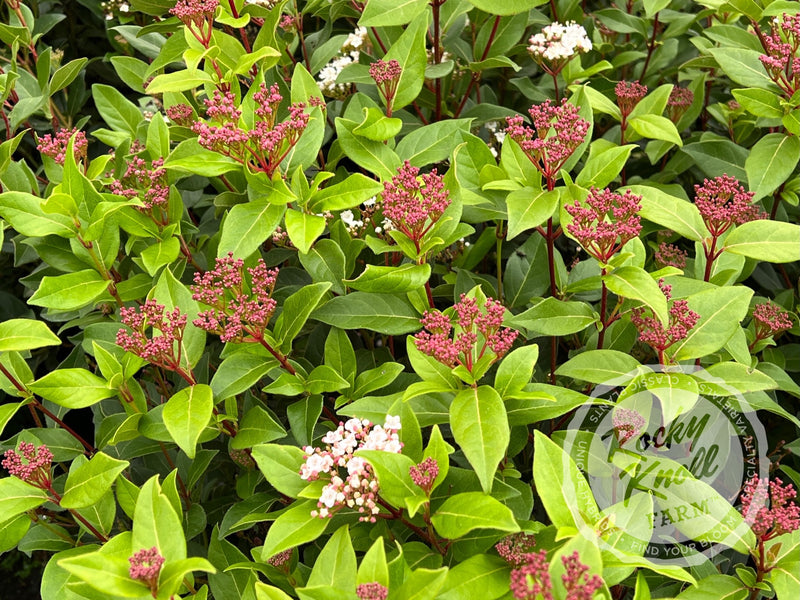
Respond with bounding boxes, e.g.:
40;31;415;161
1;1;800;599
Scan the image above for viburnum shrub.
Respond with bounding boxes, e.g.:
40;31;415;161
1;1;800;600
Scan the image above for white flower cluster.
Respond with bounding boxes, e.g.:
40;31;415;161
318;27;369;98
300;416;402;521
101;0;129;20
528;21;592;62
340;210;364;234
485;121;506;158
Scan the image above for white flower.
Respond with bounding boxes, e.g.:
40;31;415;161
343;27;368;52
528;21;592;62
363;196;376;207
384;415;401;431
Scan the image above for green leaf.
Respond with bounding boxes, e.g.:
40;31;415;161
307;525;357;590
313;292;421;335
359;0;429;26
165;139;241;176
306;365;350;394
556;350;641;384
298;239;348;295
285;208;326;254
60;453;129;509
29;270;110;311
92;84;143;137
132;475;186;562
604;266;669;325
358;538;389;586
382;11;428;111
140;237;180;276
731;87;783;119
626;185;708;242
50;58;88;93
706;47;776;90
671;286;753;361
628;115;683;146
509;297;598;336
394;567;448;600
346;264;430;293
533;430;600;529
145;69;215;94
210;352;278;400
723;220;800;263
251;444;306;498
162;384;214;459
437;554;509;600
353;107;403;142
575;143;636;189
466;0;547;15
29;368;114;408
159;557;216;598
234;405;287;449
58;552;151;598
151;268;206;369
274;282;331;352
0;477;49;520
396;119;475;167
0;191;76;237
357;450;426;512
494;344;539;398
310;173;383;213
449;386;509;494
431;492;519;539
506;188;560;240
681;137;749;182
218;199;285;259
324;327;357;386
770;562;800;600
256;583;295;600
745;133;800;201
0;319;60;352
260;499;329;560
335;118;402;180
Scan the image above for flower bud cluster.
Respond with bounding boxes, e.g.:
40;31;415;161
667;86;694;123
166;103;194;127
36;128;88;165
300;416;402;521
2;442;53;490
654;242;688;269
752;302;793;342
612;408;646;446
191;253;279;343
267;548;292;569
128;546;165;594
170;0;218;47
192;84;310;177
381;160;450;242
116;300;189;372
565;187;642;263
506;547;603;600
414;294;517;373
505;100;589;183
758;12;800;97
694;175;764;237
631;279;700;361
496;532;538;567
409;457;438;494
357;582;389;600
369;59;402;114
615;80;647;119
109;156;170;221
740;476;800;539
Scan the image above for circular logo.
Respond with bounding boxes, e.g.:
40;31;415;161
560;364;768;566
